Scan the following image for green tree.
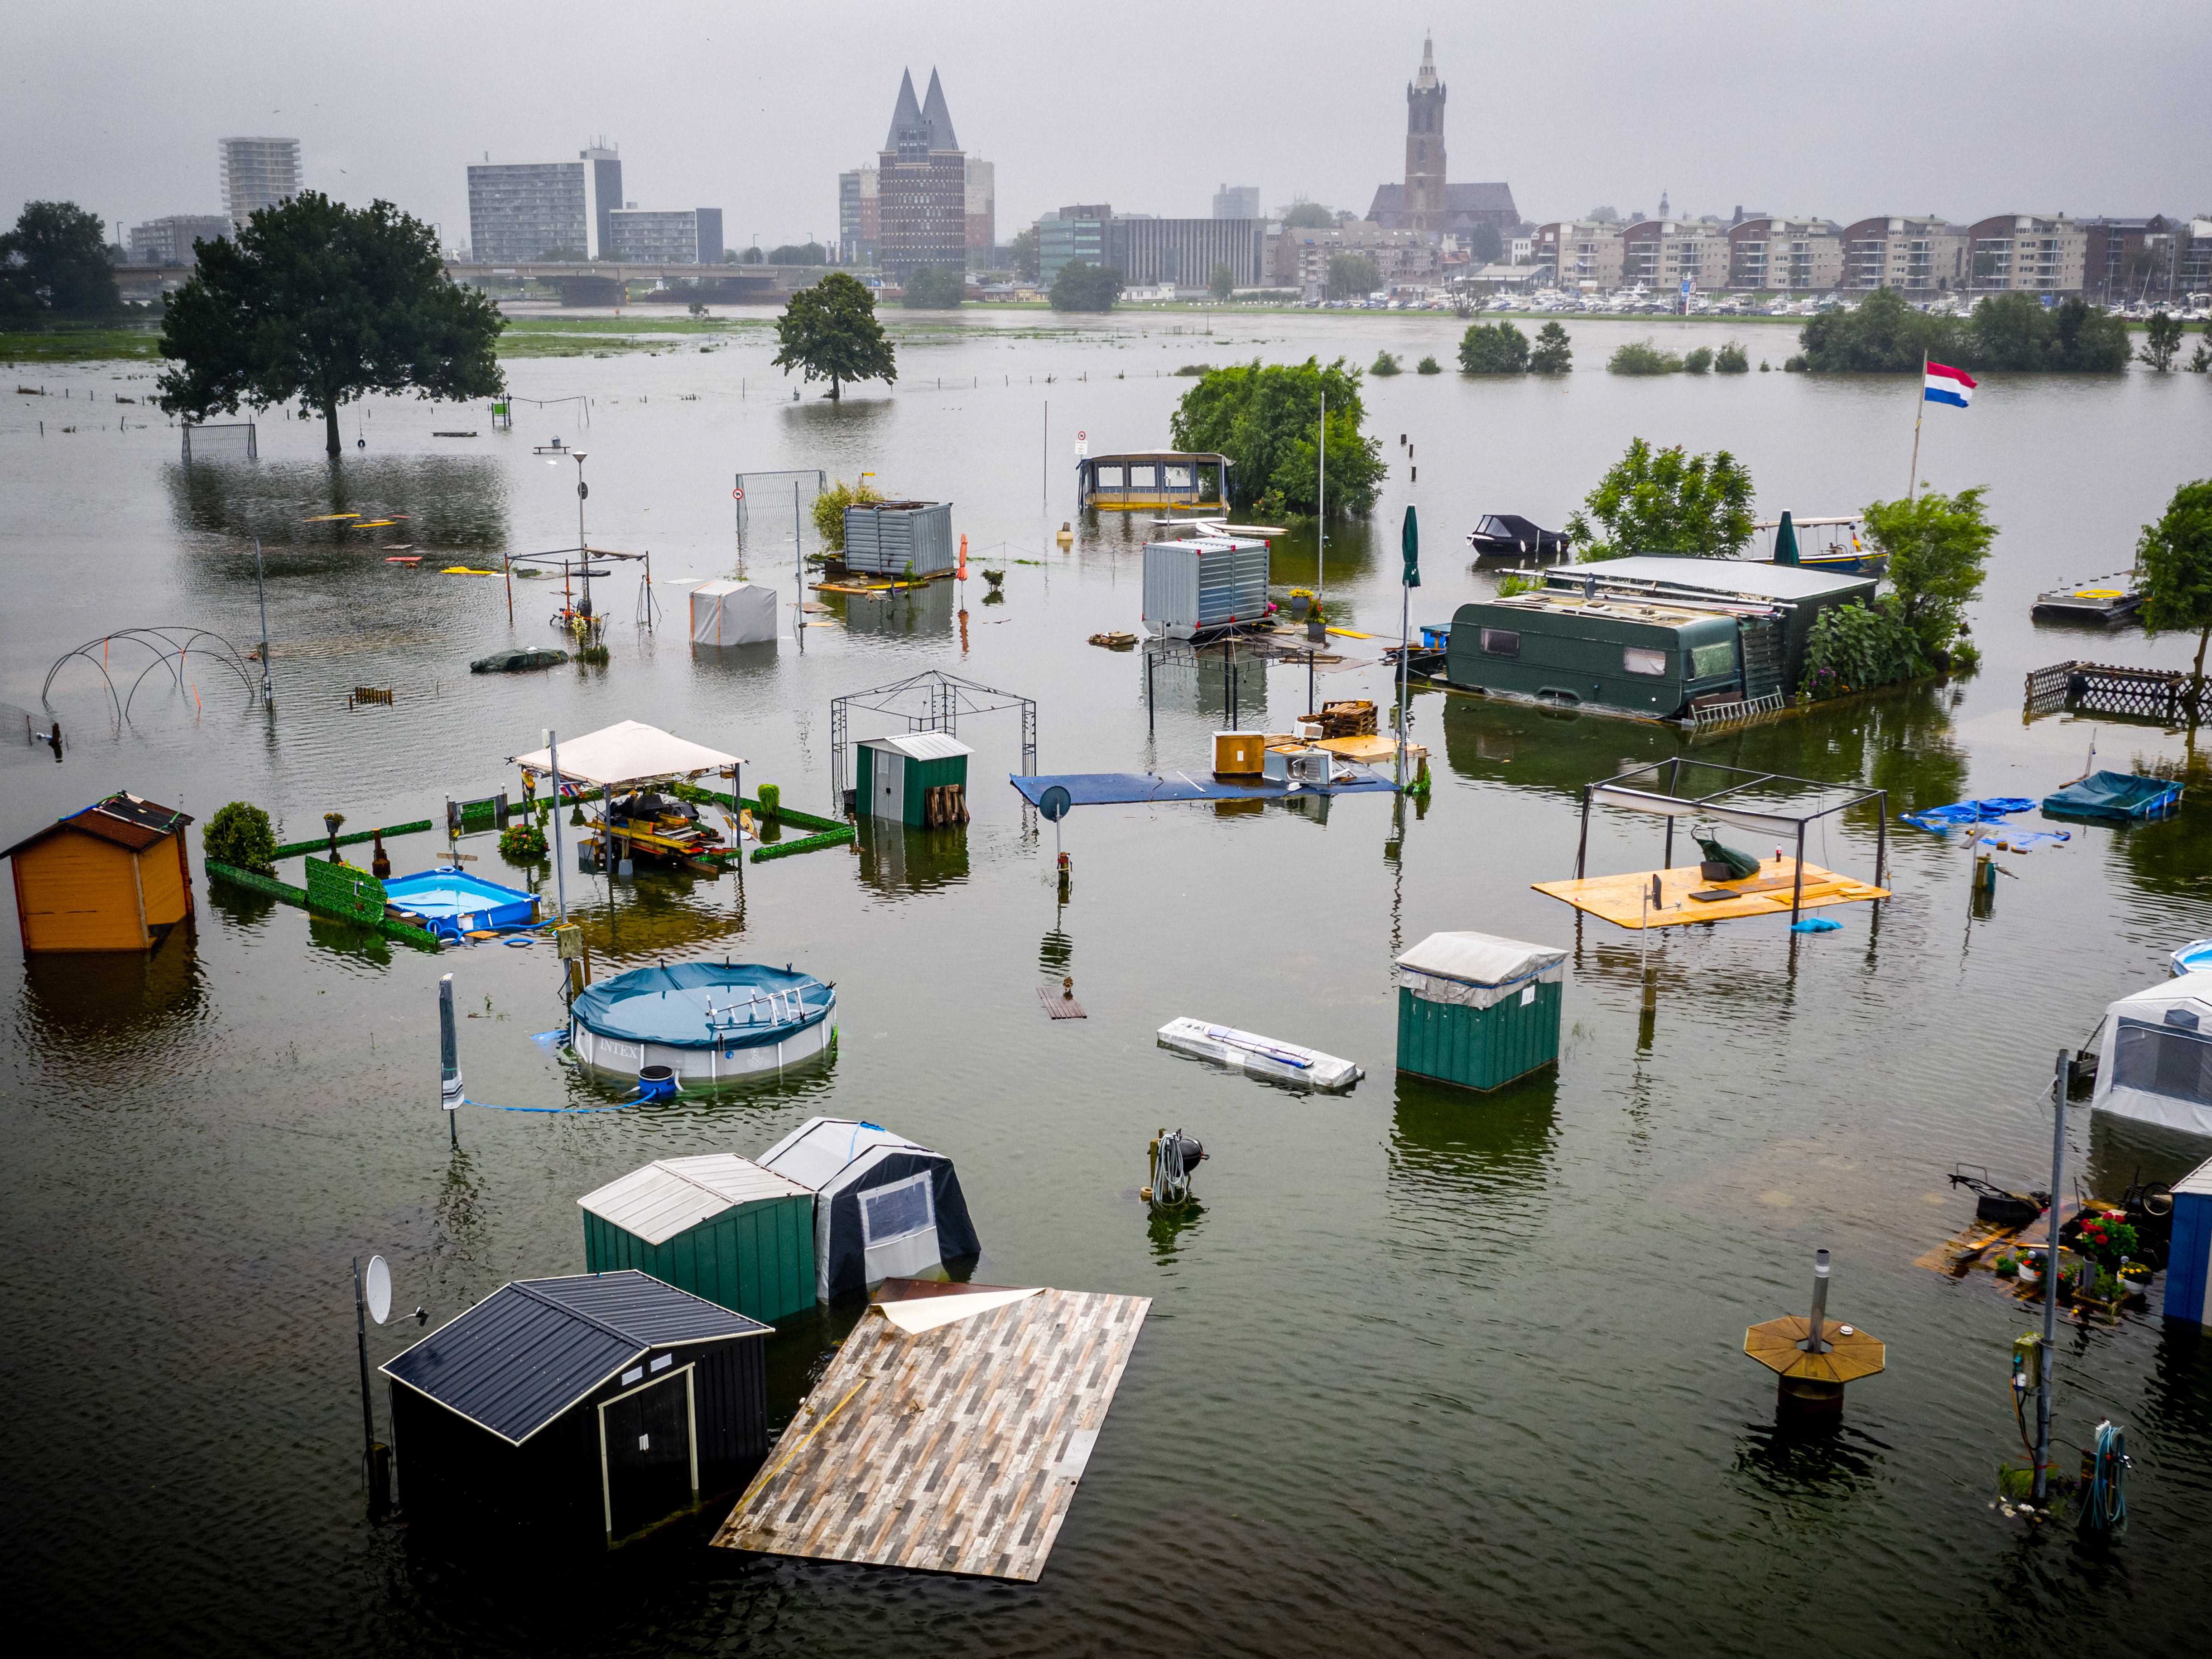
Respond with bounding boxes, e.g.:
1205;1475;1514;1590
2135;479;2212;682
1609;339;1684;374
1169;357;1389;516
901;265;966;308
738;245;765;264
1967;293;2129;372
772;271;896;401
1714;340;1750;373
1280;200;1336;229
1370;350;1402;376
1800;600;1927;698
2190;336;2212;374
1049;260;1122;312
202;801;277;873
1009;226;1039;283
1529;321;1572;374
1457;320;1529;374
1208;263;1236;302
157;192;502;457
1683;345;1714;374
1467;222;1504;265
1565;438;1755;561
767;242;826;266
2140;312;2186;373
1861;486;1996;661
0;200;121;316
1415;355;1442;374
813;477;886;550
1327;252;1379;299
1798;287;1961;372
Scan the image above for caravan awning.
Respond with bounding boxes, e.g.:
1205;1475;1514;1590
510;719;741;789
1588;783;1807;840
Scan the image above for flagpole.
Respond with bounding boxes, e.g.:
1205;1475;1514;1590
1907;349;1926;503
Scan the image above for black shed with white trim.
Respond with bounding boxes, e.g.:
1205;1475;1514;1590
381;1271;770;1548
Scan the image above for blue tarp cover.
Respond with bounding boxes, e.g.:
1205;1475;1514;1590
381;868;539;940
1010;767;1397;808
2041;771;2183;823
1899;797;2038;833
572;962;831;1050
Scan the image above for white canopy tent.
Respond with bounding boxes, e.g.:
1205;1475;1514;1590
510;719;743;791
2090;974;2212;1140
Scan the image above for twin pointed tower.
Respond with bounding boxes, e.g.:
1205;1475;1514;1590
875;68;979;283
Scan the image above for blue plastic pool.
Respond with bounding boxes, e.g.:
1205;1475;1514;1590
381;868;540;942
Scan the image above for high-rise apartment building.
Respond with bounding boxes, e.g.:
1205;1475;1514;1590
839;167;879;264
466;147;623;262
1036;205;1112;285
876;69;969;282
1213;185;1260;220
219;137;301;228
1838;217;1969;293
129;214;231;267
1966;214;2087;295
964;158;995;269
608;208;723;264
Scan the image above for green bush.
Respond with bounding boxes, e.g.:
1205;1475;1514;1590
203;801;277;873
1415;355;1442;374
1609;339;1683;375
498;821;547;862
1799;599;1926;699
1683;346;1713;375
813;477;885;551
757;782;781;820
899;265;966;309
1495;570;1544;596
1783;354;1808;372
1458;320;1529;374
1370;350;1402;376
578;643;610;666
1529;321;1573;374
1714;341;1750;374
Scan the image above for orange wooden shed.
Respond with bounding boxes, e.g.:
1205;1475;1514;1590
3;792;196;953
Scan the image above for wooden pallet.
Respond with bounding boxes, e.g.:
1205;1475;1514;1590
713;1287;1149;1581
1039;985;1087;1019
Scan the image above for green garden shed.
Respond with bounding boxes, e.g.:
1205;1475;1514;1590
856;732;974;828
577;1154;816;1325
1394;930;1568;1093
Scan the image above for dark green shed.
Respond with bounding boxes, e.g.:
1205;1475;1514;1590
857;732;974;827
1395;931;1568;1093
577;1154;817;1325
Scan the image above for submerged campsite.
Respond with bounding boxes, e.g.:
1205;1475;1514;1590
6;298;2212;1655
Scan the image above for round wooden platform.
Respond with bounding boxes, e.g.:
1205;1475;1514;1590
1743;1316;1886;1384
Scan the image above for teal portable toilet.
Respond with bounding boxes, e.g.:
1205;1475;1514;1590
856;732;974;827
1395;930;1567;1092
577;1154;817;1324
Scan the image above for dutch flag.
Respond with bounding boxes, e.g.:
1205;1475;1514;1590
1923;361;1976;408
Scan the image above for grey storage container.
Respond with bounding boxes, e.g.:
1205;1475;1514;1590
1141;536;1270;640
843;500;955;577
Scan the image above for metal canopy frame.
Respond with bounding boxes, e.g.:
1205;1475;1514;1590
829;669;1036;809
501;544;658;629
1572;758;1888;925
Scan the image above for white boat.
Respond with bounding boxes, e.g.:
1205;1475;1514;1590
1156;1016;1363;1093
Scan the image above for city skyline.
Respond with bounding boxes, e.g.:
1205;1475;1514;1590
6;1;2207;251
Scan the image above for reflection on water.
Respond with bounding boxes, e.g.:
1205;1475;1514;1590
833;576;956;639
1140;639;1272;726
166;455;511;549
19;926;206;1053
856;818;968;893
1145;1198;1207;1263
1387;1070;1560;1203
1731;1419;1885;1504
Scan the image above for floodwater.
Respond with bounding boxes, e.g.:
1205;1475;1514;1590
5;309;2212;1656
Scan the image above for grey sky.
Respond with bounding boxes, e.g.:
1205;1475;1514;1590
6;0;2205;247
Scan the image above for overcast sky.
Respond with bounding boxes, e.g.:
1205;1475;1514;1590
6;1;2206;248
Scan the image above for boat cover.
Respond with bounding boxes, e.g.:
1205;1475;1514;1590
470;647;569;672
2041;771;2183;823
2090;975;2212;1140
571;962;831;1050
1395;930;1567;1008
511;720;742;789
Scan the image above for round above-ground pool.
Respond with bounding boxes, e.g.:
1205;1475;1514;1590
570;962;835;1084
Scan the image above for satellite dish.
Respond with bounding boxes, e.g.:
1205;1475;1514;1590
364;1255;393;1325
1038;785;1072;823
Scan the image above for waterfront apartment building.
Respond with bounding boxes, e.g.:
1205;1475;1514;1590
965;158;995;269
1109;217;1268;288
1966;214;2087;295
876;68;968;281
1038;205;1112;284
2081;215;2187;304
1726;218;1842;291
467;148;624;262
1620;220;1731;294
219;136;300;229
2181;221;2212;300
607;207;723;264
1276;222;1438;294
1213;185;1260;220
1534;221;1625;290
1839;217;1969;293
128;214;231;267
839;167;879;264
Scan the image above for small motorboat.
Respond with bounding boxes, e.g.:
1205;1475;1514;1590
2169;938;2212;977
1466;514;1567;561
1763;512;1887;575
2033;575;2143;624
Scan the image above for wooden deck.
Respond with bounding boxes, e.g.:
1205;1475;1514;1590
1532;858;1887;930
712;1286;1149;1582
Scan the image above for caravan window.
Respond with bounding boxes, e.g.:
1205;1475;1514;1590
1623;647;1669;677
1163;463;1193;489
1481;628;1520;657
1126;464;1158;489
1093;465;1125;490
1689;641;1737;680
2112;1017;2212;1105
860;1172;936;1246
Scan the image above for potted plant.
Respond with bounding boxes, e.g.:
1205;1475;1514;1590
2119;1261;2153;1298
2015;1250;2044;1288
1993;1252;2019;1279
322;811;347;862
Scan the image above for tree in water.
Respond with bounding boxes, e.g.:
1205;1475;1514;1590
772;271;896;400
1457;321;1529;374
1170;357;1387;516
1861;486;1997;664
1049;261;1122;312
1208;264;1236;302
900;265;966;309
2139;312;2186;372
2136;479;2212;684
1528;322;1573;374
158;193;502;456
1566;438;1755;560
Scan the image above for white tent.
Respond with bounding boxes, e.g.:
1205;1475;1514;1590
690;580;778;647
2090;973;2212;1139
510;720;742;790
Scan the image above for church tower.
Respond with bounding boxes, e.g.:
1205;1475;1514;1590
1404;34;1447;234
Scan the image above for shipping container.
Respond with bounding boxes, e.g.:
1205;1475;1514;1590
1142;536;1270;640
842;500;955;577
1395;930;1567;1092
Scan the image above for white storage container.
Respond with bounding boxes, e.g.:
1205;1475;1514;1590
1141;536;1270;639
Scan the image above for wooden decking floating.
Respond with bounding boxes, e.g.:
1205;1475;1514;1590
712;1284;1149;1582
1532;857;1888;930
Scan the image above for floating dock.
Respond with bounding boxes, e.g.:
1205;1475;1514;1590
713;1282;1148;1581
1534;857;1887;930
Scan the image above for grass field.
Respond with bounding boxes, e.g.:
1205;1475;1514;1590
0;326;162;364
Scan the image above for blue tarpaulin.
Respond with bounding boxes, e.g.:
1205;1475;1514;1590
1010;768;1398;809
1899;797;2038;833
2041;771;2183;824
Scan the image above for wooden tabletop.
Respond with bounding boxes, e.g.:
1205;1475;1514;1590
1743;1315;1886;1383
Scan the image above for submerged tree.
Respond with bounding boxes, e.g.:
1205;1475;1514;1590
1049;260;1123;312
1528;321;1573;374
900;265;966;309
1170;357;1388;516
772;271;896;400
1457;320;1529;374
1209;263;1236;302
2140;312;2186;373
1565;438;1755;560
2136;478;2212;683
1861;486;1996;663
158;193;502;456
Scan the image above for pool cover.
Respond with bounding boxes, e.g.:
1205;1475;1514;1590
572;962;832;1050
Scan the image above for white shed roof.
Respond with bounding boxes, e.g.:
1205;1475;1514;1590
577;1153;811;1245
858;732;974;762
511;719;742;788
1395;930;1566;988
756;1117;943;1194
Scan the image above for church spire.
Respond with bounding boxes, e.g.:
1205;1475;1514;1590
1414;31;1439;91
